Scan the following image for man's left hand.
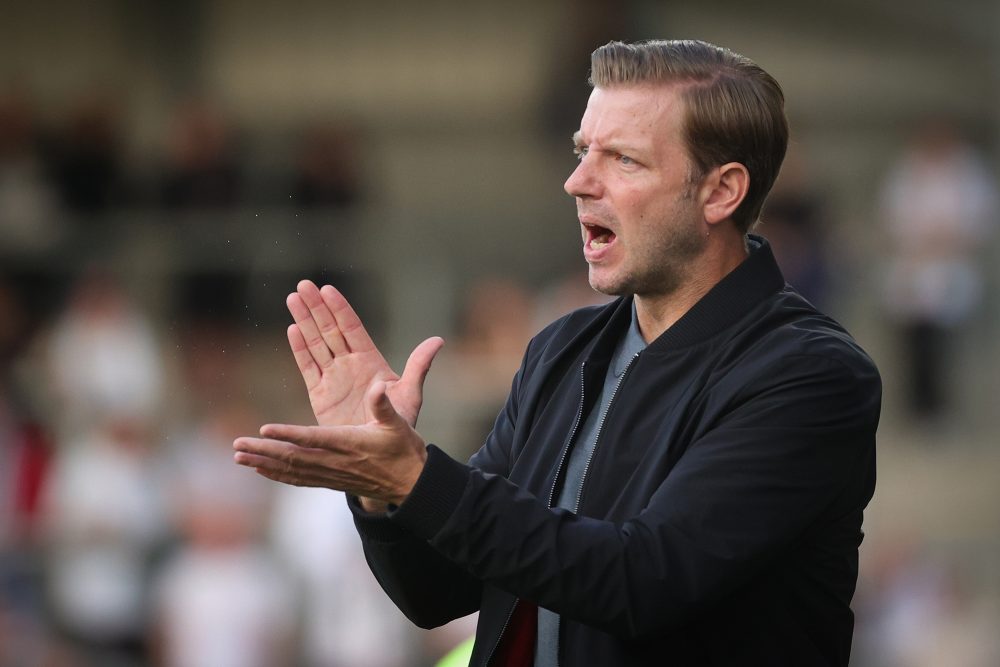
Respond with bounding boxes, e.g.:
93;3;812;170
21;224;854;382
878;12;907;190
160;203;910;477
233;381;428;507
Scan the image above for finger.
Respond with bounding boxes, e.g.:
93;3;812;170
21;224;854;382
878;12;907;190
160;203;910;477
400;336;445;391
242;451;334;487
238;451;334;488
233;436;294;463
297;280;349;356
287;324;321;389
257;423;353;450
319;285;377;353
366;381;399;426
287;291;334;368
233;435;328;469
244;440;374;497
254;467;333;489
233;449;285;471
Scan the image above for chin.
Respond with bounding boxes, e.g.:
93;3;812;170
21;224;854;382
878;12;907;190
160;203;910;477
588;273;628;298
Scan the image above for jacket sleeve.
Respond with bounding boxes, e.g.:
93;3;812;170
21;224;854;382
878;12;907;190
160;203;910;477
387;352;881;638
349;344;530;628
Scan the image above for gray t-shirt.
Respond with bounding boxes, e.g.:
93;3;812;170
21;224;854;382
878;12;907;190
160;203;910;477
535;304;647;666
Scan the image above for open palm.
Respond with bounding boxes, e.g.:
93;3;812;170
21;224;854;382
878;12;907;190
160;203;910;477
286;280;443;428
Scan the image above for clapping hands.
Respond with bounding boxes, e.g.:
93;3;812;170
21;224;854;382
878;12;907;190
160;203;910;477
233;280;444;509
284;280;444;428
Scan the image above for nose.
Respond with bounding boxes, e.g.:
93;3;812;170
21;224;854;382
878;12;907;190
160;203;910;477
564;155;600;199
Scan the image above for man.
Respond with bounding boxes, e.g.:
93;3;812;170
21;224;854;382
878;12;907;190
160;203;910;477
234;40;881;666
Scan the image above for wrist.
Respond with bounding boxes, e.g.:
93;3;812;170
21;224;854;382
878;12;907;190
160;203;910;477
386;442;428;507
359;496;390;513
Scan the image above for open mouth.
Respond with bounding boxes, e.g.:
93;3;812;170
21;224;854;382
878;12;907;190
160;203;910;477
584;222;616;250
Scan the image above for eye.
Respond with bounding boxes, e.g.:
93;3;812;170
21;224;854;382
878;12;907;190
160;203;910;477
573;145;589;160
616;153;635;165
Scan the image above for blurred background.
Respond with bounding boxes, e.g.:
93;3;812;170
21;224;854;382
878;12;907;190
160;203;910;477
2;1;999;665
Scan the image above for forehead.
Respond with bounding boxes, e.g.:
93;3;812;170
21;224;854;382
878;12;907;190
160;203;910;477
577;84;686;147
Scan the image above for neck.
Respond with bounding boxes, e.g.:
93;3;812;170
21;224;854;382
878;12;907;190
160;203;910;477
634;233;748;343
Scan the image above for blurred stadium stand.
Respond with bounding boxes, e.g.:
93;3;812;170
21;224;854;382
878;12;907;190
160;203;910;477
1;1;999;665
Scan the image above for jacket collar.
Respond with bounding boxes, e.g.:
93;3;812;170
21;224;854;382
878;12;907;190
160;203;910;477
633;234;786;352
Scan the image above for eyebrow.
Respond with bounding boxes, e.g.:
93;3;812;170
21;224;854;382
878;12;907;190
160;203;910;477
572;131;644;158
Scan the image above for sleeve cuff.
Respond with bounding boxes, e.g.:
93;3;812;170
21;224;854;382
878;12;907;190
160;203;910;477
347;492;406;544
388;443;472;541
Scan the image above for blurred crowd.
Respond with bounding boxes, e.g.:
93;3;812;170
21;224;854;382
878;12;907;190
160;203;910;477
2;77;1000;666
0;87;361;242
0;84;441;667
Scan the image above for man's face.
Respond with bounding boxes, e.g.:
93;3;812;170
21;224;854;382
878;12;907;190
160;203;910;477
565;84;708;298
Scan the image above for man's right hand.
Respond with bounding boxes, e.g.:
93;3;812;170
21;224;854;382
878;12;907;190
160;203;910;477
285;280;444;429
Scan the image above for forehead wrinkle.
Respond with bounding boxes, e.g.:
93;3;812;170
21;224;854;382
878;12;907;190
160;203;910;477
581;87;686;162
581;116;651;156
575;125;643;155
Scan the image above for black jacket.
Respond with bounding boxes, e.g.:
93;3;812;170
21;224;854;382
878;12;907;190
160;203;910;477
351;238;881;666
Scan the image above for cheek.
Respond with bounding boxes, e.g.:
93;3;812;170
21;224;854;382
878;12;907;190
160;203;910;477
624;193;658;227
616;186;648;217
617;177;662;210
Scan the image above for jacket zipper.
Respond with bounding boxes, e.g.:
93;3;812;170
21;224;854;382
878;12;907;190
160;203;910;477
484;600;517;667
548;362;587;508
487;354;638;666
554;355;640;664
573;351;640;513
486;365;587;666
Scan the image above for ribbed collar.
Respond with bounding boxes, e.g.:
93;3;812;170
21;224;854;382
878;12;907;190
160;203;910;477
638;234;786;352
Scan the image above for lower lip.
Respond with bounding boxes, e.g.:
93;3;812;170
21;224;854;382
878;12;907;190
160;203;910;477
584;238;615;262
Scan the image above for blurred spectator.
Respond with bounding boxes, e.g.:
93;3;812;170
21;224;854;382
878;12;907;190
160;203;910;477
443;278;537;459
153;401;294;667
0;88;62;253
454;278;536;376
1;275;52;588
290;120;363;208
879;120;998;422
532;268;613;331
41;415;169;664
0;389;55;667
160;400;270;530
0;405;52;551
47;89;124;215
761;150;831;309
153;541;294;667
0;419;54;667
161;98;243;209
46;270;164;430
0;277;54;664
269;485;417;667
435;275;608;463
854;539;1000;667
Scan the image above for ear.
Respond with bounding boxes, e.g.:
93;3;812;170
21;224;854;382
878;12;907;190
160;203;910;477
701;162;749;225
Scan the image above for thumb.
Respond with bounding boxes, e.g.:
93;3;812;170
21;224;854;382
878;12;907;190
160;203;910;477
401;336;445;389
367;381;400;425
